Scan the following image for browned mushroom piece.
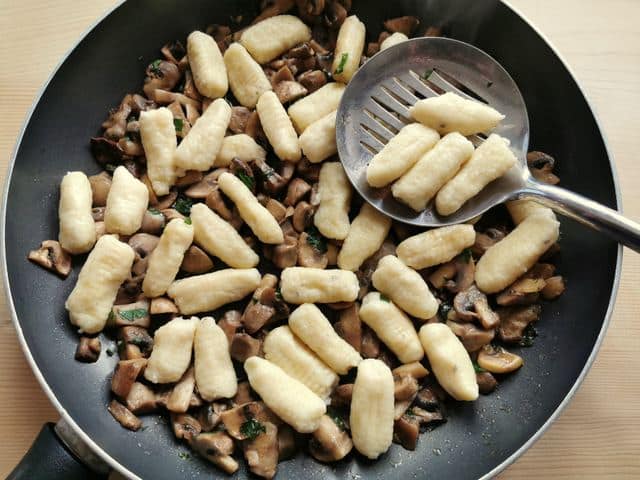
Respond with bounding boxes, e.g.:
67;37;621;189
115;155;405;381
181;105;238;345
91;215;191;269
496;263;554;306
392;362;429;380
118;326;154;358
28;240;72;278
274;80;308;104
309;414;353;463
162;208;186;222
219;310;243;344
170;412;202;444
245;110;267;143
143;59;182;101
414;386;441;411
128;233;160;259
140;209;165;235
160;40;186;64
326;242;339;266
361;325;381;359
324;0;347;28
357;238;396;291
149;296;178;315
266;235;298;268
292;201;315;232
243;421;279;479
527;151;560;185
271;65;296;84
75;336;101;363
411;406;445;428
197;402;228;432
123;382;157;414
230;158;256;191
446;319;495;352
330;384;353;407
90;137;130;168
111;358;148;398
185;169;224;199
192;432;239;474
154;190;179;210
265;198;289;224
366;41;380;57
92;206;106;221
297;70;327;94
471;228;506;257
118;134;144;157
88;171;112;206
541;275;565;299
393;413;421;450
253;159;287;195
181;245;214;274
234;381;257;405
230;333;263;362
109;299;151;328
497;304;541;344
220;402;279;440
243;303;277;334
477;344;523;374
297;232;329;268
476;371;498;394
394;375;419;401
295;0;326;20
108;399;142;431
283;178;311;206
334;303;361;352
453;285;500;329
175;170;203;188
384;15;420;35
254;0;296;23
180;69;203;102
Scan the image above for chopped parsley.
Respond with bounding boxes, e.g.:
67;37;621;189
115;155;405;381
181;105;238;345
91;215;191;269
519;324;537;347
473;362;487;373
177;451;190;460
149;59;164;77
173;194;193;216
423;69;434;80
240;418;266;440
118;308;148;322
235;171;255;191
184;217;192;225
438;302;452;322
379;293;391;303
334;53;349;75
275;286;283;301
460;248;472;263
305;226;327;253
173;118;184;133
405;408;416;417
327;407;346;431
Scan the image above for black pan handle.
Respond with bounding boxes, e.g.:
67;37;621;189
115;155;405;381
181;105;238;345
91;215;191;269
6;423;106;480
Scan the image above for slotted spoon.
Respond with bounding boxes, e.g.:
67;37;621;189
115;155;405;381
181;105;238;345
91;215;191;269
336;37;640;251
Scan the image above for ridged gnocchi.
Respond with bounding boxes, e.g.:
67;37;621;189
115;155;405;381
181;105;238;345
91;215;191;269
223;42;272;108
396;224;476;269
144;316;199;384
337;203;391;271
216;134;267;167
187;31;228;99
288;82;345;133
194;317;237;400
331;15;366;84
240;15;312;64
256;91;301;162
58;171;96;254
280;267;359;304
104;166;149;235
299;110;337;163
314;162;352;240
139;107;178;196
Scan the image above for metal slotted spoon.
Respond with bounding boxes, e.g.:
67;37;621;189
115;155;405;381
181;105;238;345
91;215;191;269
336;37;640;252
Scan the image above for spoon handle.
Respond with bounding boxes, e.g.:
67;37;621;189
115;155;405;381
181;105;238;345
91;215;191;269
519;179;640;252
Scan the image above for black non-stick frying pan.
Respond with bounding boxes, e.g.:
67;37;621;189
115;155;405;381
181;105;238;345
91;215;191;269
2;0;622;478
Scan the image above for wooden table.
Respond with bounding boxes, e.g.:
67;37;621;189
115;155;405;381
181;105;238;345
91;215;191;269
0;1;638;478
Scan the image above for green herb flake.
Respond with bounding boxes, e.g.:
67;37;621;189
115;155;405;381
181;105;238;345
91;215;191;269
173;195;193;216
178;452;190;460
473;362;487;373
275;286;283;301
379;293;391;303
148;207;161;215
327;408;346;431
240;418;266;440
405;408;416;417
235;171;255;191
305;226;327;253
423;69;434;80
118;308;148;322
334;53;349;75
173;118;184;133
519;324;537;347
184;217;192;225
150;59;163;76
460;248;472;263
438;302;452;322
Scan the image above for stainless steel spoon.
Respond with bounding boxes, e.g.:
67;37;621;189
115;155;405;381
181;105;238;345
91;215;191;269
335;37;640;251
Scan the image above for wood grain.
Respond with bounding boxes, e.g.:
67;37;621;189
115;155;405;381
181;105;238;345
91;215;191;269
0;0;639;478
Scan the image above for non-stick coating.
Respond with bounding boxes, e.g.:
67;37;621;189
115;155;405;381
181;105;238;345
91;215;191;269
3;1;619;479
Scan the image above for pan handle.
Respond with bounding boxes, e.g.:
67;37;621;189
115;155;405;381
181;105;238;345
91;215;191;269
7;423;107;480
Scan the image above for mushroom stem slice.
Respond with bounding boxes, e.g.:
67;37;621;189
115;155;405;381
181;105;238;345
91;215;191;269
477;344;523;374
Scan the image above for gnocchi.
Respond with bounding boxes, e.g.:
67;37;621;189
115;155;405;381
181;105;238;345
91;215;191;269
288;82;345;133
240;15;312;64
139;107;178;196
104;166;149;235
217;172;284;244
359;292;424;363
58;171;96;254
244;356;326;433
299;110;337;163
410;91;505;136
366;123;440;188
331;15;366;84
144;316;199;384
280;267;359;304
314;162;352;240
380;32;408;51
194;317;237;400
396;224;476;269
167;268;261;315
65;235;135;334
223;42;272;108
187;30;228;99
216;134;267;167
419;323;478;401
506;199;553;225
337;203;392;271
256;91;301;162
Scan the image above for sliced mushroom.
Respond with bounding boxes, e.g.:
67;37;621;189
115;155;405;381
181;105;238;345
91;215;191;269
234;381;257;405
125;382;158;414
128;233;160;258
111;358;148;398
197;402;228;432
174;170;203;188
185;170;223;199
228;106;251;134
230;333;263;362
414;386;441;411
154;190;179;210
90;136;129;168
88;171;112;206
92;206;106;222
471;228;506;257
171;412;202;443
205;190;239;227
394;375;419;401
161;208;186;222
334;303;361;352
265;198;289;224
150;296;178;315
446;320;495;352
109;299;151;328
366;42;380;57
527;151;560;185
219;310;243;344
143;60;182;101
118;326;154;358
324;0;347;28
453;285;500;329
245;110;267;143
392;362;429;380
541;276;565;299
231;158;256;192
361;325;381;359
243;303;276;334
496;278;546;306
28;240;72;278
297;70;327;93
243;421;279;479
75;336;101;363
274;80;308;104
330;384;353;407
220;402;278;440
284;178;311;206
271;65;295;84
297;232;329;268
161;40;186;64
476;371;498;394
383;16;420;35
292;201;315;232
393;413;420;450
140;209;165;234
309;414;353;462
497;304;541;344
192;432;239;474
411;406;445;428
477;345;523;374
181;245;214;274
266;235;298;268
108;399;142;431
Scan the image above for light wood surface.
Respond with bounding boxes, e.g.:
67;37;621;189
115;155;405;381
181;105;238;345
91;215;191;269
0;0;638;478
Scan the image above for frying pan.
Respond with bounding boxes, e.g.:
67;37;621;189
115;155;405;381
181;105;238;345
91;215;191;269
1;0;622;478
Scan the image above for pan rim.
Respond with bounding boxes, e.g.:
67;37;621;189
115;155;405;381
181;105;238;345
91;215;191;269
0;1;623;479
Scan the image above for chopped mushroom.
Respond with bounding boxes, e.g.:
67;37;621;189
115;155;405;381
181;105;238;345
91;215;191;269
496;277;546;306
330;384;353;407
297;232;329;268
284;178;311;206
477;345;523;374
334;303;361;352
471;228;506;257
150;296;179;315
393;413;420;450
88;171;112;206
243;421;279;479
128;233;160;258
75;336;101;363
446;320;495;352
527;151;560;185
185;170;222;198
277;424;298;460
175;170;204;187
266;236;298;268
296;157;321;182
309;415;353;462
171;412;202;443
230;333;263;362
143;60;182;101
220;402;278;440
140;209;165;234
384;16;420;35
297;70;327;93
292;201;315;232
126;382;158;414
265;198;289;223
497;304;541;344
394;375;419;401
234;381;257;405
453;285;500;329
414;387;441;411
192;432;239;474
181;245;214;274
118;326;154;358
361;325;381;359
111;358;148;398
108;399;142;431
411;406;445;428
197;402;228;432
229;106;252;133
429;253;475;293
155;190;179;210
28;240;72;278
392;362;429;380
219;310;243;344
542;276;565;299
476;372;498;394
161;40;186;64
274;80;308;104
